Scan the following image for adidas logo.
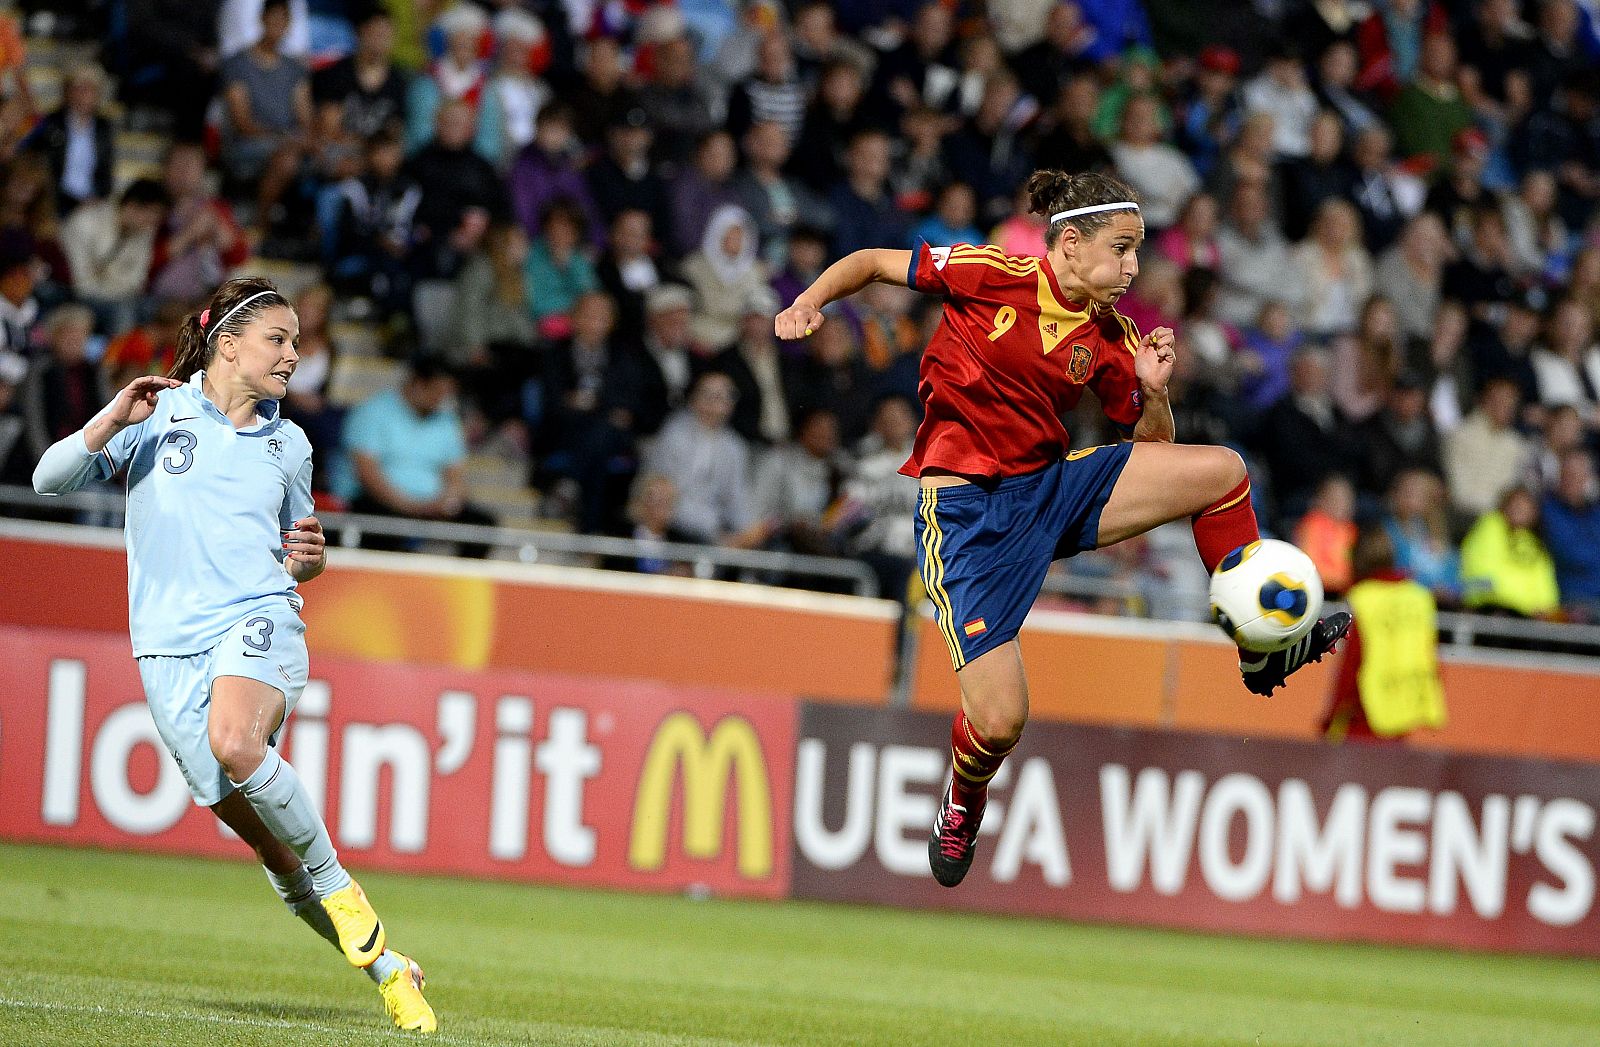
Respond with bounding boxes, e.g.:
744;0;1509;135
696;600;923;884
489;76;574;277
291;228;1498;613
1043;321;1058;337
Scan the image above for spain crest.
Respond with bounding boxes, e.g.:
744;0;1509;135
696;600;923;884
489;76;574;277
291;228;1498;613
1067;343;1092;383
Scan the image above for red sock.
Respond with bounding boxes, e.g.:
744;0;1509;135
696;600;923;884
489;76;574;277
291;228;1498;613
1192;476;1260;573
950;710;1015;810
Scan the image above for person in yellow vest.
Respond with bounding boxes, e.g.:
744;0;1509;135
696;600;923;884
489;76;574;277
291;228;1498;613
1459;486;1560;618
1321;526;1447;743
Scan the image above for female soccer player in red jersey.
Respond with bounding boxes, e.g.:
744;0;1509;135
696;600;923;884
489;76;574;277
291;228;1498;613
776;170;1351;887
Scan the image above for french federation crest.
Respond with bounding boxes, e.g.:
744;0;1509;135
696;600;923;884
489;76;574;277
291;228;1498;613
267;436;284;459
1067;343;1093;383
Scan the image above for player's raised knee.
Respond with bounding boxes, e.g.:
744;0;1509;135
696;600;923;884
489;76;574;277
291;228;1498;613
966;707;1025;751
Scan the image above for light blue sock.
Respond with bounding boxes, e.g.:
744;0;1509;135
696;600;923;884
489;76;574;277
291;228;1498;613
265;865;401;985
234;751;352;897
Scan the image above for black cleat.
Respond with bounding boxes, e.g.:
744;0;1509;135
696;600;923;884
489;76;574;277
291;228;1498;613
1240;612;1353;697
928;783;985;887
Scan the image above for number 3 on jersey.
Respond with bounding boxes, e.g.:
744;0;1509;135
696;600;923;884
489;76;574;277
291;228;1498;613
987;305;1017;342
162;430;197;474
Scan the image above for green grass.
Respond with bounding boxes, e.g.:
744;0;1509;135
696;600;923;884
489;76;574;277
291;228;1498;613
0;844;1596;1046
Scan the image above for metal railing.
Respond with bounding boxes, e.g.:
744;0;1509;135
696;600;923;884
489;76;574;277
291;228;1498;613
0;485;882;597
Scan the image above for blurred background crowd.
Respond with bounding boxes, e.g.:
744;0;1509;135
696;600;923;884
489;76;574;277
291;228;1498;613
0;0;1598;625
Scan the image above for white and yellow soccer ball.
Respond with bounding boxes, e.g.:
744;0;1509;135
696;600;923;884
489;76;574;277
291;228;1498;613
1209;539;1325;653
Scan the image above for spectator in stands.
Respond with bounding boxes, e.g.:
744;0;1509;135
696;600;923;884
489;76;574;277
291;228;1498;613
483;8;552;166
1253;346;1364;517
1321;524;1447;742
1238;300;1302;416
752;406;846;559
0;349;27;485
339;357;495;556
0;231;40;356
322;131;419;317
943;72;1035;221
102;299;183;388
1243;45;1319;160
1294;473;1358;596
1314;39;1381;137
1156;191;1220;272
637;33;719;164
829;130;908;258
1106;94;1198;232
1543;449;1600;621
542;291;644;534
587;109;669;236
405;3;498;162
407;99;506;279
1425;128;1494;245
147;143;245;308
1009;1;1097;109
1216;177;1302;328
708;285;788;446
1031;72;1113;181
783;317;873;443
789;1;873;84
791;59;872;193
873;1;958;115
645;370;759;546
595;208;666;340
726;29;807;142
684;204;766;354
219;0;311;237
1279;110;1357;242
22;63;114;211
842;393;920;598
1528;403;1585;489
1293;198;1374;339
1444;205;1519;325
1358;369;1444;496
121;0;221;141
447;222;536;375
1389;32;1474;169
311;9;408;148
0;154;68;299
1444;377;1533;519
1502;169;1570;284
21;304;105;461
1092;45;1166;143
1531;296;1600;424
638;284;696;434
1348;124;1419;253
1356;0;1450;105
1375;212;1452;346
987;182;1049;259
618;473;696;576
1460;486;1560;618
59;178;167;336
525;200;598;340
909;182;981;250
669;130;743;259
1382;467;1461;603
735;120;819;266
1331;296;1401;422
509;103;600;247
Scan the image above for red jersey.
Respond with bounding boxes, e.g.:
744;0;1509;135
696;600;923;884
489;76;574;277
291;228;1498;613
901;241;1144;480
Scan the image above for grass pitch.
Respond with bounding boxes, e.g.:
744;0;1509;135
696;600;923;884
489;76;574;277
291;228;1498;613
0;844;1596;1046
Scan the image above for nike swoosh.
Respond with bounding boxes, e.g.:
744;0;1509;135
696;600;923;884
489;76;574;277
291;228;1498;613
242;652;268;659
171;415;198;422
359;922;383;954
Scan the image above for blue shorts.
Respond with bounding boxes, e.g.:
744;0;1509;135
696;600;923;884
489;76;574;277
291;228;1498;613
914;444;1135;669
138;597;309;806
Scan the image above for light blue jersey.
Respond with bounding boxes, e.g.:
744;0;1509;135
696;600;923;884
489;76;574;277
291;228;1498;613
38;371;313;656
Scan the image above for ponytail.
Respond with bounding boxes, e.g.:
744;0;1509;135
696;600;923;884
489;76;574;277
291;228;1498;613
169;311;209;383
1027;169;1142;247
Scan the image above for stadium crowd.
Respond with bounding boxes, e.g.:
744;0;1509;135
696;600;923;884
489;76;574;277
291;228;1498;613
1;0;1599;624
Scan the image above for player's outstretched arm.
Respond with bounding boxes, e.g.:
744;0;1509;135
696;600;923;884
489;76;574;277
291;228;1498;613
775;248;913;340
32;375;181;495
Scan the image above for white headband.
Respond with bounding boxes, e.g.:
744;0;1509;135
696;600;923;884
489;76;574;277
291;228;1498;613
1050;201;1140;224
205;290;278;343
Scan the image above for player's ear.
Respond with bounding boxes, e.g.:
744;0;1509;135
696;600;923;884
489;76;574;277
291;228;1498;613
1057;223;1079;258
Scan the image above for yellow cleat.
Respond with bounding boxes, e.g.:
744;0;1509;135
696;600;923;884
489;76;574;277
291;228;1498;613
379;953;437;1034
321;880;386;968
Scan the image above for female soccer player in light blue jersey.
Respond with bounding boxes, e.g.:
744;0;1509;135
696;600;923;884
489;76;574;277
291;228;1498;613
33;277;436;1034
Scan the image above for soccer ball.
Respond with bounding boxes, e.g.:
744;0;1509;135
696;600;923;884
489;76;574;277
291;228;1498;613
1209;539;1324;653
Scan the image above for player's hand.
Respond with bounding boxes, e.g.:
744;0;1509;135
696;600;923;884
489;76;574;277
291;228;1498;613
775;301;824;340
1135;327;1176;395
107;375;182;427
283;516;326;570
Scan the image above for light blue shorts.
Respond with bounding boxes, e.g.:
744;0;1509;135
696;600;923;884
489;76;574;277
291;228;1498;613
138;598;309;807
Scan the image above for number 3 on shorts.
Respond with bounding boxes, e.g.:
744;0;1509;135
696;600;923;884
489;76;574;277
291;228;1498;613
243;616;274;652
